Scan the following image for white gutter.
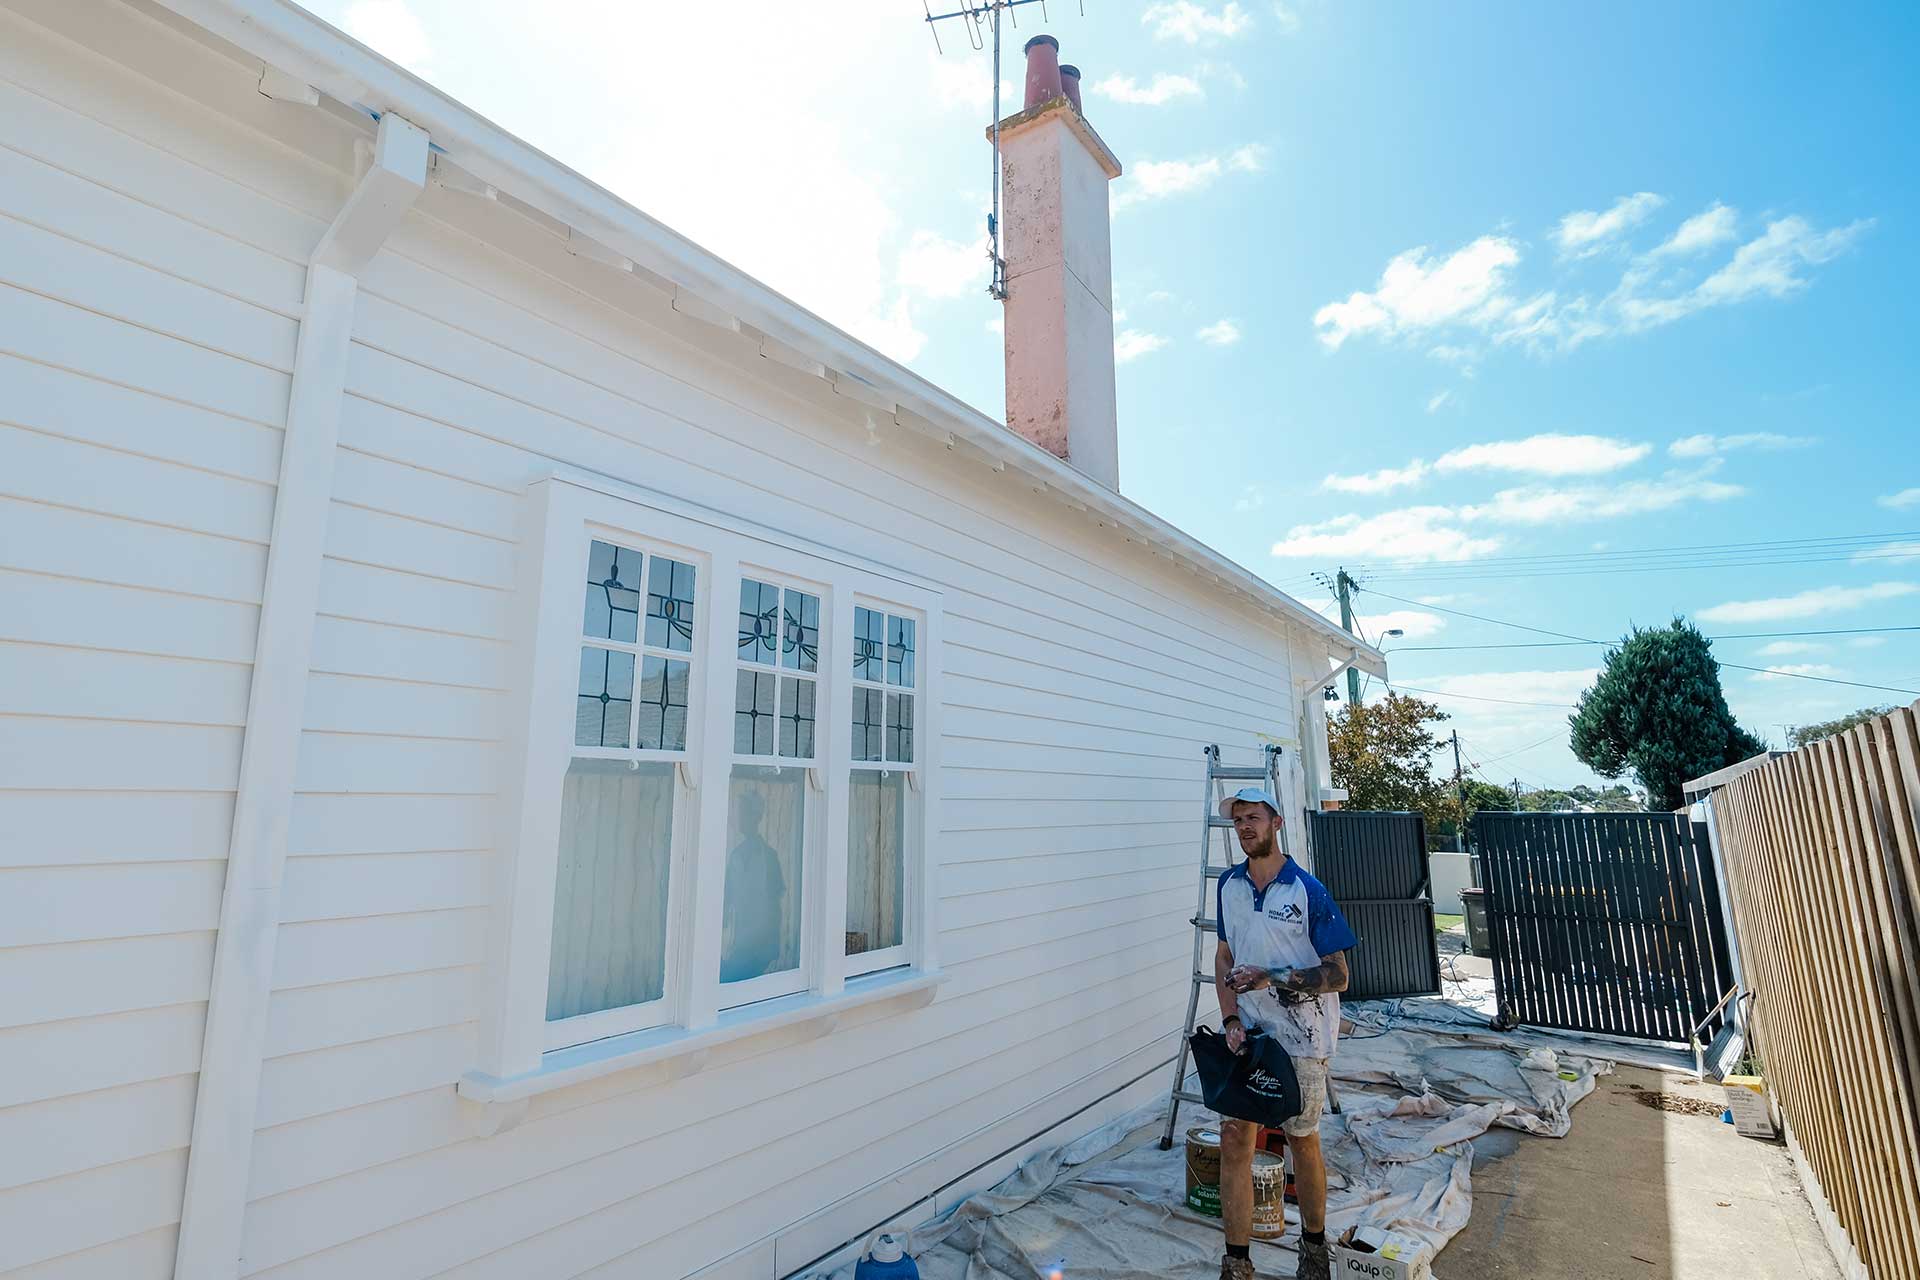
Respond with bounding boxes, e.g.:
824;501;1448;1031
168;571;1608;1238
174;112;430;1279
149;0;1380;667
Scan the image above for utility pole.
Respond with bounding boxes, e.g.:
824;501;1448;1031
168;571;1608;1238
1511;777;1523;808
1336;567;1361;704
1451;730;1467;853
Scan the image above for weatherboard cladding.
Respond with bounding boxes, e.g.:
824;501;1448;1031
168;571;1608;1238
0;2;1347;1276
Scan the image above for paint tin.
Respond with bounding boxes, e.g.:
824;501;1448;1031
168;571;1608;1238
1249;1150;1288;1239
1184;1127;1222;1216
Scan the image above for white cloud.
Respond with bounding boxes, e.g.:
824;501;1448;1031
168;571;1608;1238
1270;2;1302;33
1115;329;1170;363
1425;390;1452;414
1271;507;1500;563
1314;236;1520;349
1880;488;1920;509
985;315;1003;335
1860;541;1920;565
1321;461;1430;494
1197;318;1242;345
1116;148;1264;208
1228;144;1269;172
1365;609;1446;640
1460;474;1743;524
1750;663;1844;683
1668;432;1815;458
1756;641;1825;657
1699;581;1919;624
1320;213;1867;358
1694;217;1872;309
1651;203;1739;257
1234;485;1265;512
895;231;986;300
1555;192;1665;256
343;0;434;73
1436;433;1651;477
1091;72;1203;106
1144;1;1253;43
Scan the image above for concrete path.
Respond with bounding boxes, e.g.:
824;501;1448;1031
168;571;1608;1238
1436;1064;1839;1279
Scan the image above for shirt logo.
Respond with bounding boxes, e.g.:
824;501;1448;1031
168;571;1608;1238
1268;902;1303;923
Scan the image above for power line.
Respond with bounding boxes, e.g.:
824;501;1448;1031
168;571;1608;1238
1347;529;1919;573
1358;550;1920;584
1474;729;1570;763
1365;588;1920;698
1387;625;1920;653
1386;682;1579;710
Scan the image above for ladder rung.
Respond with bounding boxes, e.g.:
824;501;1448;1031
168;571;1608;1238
1192;915;1218;931
1209;765;1272;781
1206;815;1237;829
1172;1089;1207;1105
1192;969;1214;984
1202;865;1230;879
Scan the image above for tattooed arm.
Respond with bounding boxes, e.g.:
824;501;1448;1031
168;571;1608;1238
1277;950;1349;998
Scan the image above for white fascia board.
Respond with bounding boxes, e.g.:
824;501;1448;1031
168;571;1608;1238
150;0;1375;660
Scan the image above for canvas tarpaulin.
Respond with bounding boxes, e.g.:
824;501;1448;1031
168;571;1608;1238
808;1006;1614;1279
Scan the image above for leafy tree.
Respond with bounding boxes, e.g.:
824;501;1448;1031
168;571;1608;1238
1568;619;1769;811
1460;778;1515;815
1329;692;1451;817
1788;706;1894;748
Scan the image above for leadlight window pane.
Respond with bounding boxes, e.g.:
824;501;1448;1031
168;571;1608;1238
734;668;777;756
645;556;697;652
886;692;914;764
846;769;906;956
636;656;690;751
779;677;816;759
853;607;884;682
583;539;640;643
888;616;916;687
720;764;805;985
853;686;884;762
547;759;674;1019
782;589;820;673
575;646;634;748
738;579;779;666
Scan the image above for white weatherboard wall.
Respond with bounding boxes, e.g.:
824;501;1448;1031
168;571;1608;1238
0;2;1344;1277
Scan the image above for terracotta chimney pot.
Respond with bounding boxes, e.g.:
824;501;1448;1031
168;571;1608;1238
1058;64;1083;112
1022;34;1063;109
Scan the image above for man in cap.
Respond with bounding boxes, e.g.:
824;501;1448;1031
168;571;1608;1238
1212;786;1357;1280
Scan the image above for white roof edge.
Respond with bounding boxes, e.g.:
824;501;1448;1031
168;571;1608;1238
148;0;1379;665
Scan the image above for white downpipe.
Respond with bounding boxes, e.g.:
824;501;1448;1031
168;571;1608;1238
174;111;428;1279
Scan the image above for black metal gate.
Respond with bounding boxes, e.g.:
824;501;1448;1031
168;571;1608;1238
1474;812;1736;1042
1307;811;1440;999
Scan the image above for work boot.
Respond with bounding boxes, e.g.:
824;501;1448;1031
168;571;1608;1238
1219;1255;1256;1280
1294;1234;1332;1280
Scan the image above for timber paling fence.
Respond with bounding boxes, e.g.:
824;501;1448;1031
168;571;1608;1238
1711;701;1920;1280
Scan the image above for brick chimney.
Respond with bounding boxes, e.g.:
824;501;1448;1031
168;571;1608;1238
995;37;1124;490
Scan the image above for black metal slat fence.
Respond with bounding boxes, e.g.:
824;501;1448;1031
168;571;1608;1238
1474;811;1735;1042
1307;811;1441;1000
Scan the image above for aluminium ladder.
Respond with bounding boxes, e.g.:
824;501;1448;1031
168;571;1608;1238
1157;743;1287;1150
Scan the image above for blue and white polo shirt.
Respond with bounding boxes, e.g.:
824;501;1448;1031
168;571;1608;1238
1217;857;1359;1061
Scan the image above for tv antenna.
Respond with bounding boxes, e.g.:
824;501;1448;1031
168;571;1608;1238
923;0;1085;300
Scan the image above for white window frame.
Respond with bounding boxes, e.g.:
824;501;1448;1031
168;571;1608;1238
718;568;829;1009
844;599;923;978
470;471;943;1096
542;532;707;1052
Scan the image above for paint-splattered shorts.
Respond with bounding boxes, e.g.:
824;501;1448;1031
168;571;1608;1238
1283;1056;1329;1138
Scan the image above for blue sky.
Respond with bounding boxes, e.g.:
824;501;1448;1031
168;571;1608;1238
308;0;1919;791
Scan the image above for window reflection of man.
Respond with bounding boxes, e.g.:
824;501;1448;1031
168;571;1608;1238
721;788;787;982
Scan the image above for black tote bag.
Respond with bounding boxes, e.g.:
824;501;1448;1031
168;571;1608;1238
1189;1026;1303;1128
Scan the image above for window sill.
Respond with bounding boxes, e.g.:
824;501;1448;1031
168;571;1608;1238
458;967;946;1110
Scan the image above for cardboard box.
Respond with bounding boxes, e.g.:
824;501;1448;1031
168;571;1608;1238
1333;1225;1434;1280
1724;1074;1780;1139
